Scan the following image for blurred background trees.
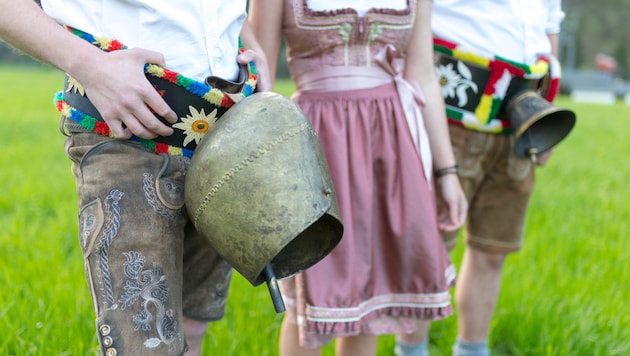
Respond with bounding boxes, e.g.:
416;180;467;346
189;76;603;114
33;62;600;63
561;0;630;78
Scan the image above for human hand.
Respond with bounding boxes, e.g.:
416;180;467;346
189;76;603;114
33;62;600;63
74;48;177;140
237;49;272;92
436;174;468;231
535;148;554;166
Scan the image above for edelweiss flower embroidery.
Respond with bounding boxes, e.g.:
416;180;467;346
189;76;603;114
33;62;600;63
173;106;218;146
66;76;85;96
435;61;478;106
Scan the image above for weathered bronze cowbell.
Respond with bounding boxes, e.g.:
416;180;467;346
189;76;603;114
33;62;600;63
505;90;576;160
184;91;343;312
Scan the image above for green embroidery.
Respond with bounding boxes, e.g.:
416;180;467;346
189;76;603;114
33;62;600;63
368;22;383;41
339;22;352;42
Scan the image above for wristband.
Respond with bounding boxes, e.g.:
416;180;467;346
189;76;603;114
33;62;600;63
434;164;459;178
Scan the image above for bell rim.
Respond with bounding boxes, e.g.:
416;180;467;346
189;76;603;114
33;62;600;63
512;106;576;140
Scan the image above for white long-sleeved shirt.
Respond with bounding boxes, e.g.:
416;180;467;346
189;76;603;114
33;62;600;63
41;0;246;81
431;0;565;64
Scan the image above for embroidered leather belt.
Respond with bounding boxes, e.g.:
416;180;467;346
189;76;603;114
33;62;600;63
55;26;258;157
436;53;541;120
60;65;250;157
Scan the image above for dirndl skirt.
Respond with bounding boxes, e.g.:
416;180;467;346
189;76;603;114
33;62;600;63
280;82;456;348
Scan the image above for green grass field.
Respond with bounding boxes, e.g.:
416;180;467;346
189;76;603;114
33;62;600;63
0;65;628;355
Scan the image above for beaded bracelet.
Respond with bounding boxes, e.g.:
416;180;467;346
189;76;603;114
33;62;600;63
434;164;459;178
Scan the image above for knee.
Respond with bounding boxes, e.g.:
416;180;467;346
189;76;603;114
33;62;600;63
470;248;507;271
183;318;208;347
484;252;506;270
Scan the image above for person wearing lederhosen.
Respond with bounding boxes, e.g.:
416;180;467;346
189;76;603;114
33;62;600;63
396;1;566;355
0;1;270;354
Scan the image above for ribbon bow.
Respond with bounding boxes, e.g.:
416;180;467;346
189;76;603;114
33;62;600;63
375;45;433;184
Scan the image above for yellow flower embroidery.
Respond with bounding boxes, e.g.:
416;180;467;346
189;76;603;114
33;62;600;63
66;76;85;96
173;106;218;147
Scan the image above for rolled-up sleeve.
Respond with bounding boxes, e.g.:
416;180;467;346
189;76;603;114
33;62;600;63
545;0;566;34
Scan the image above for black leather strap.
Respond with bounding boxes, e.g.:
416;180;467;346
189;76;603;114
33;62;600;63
436;54;541;118
62;64;248;151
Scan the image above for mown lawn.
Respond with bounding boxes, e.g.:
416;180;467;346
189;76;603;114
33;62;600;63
0;64;628;355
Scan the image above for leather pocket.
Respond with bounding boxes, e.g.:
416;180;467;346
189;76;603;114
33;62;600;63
78;198;104;258
507;152;533;181
155;155;186;211
450;125;488;178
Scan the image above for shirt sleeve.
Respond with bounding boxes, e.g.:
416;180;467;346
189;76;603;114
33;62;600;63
545;0;566;35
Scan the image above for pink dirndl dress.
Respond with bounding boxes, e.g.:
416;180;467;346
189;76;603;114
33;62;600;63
279;0;456;348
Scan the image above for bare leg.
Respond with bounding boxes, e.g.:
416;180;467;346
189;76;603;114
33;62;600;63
397;320;430;343
395;320;430;355
279;317;321;356
456;247;506;342
183;317;209;356
336;334;378;356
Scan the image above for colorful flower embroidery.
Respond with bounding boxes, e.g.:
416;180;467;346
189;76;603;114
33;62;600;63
434;38;550;134
55;26;259;157
436;61;478;107
54;91;196;158
173;106;218;147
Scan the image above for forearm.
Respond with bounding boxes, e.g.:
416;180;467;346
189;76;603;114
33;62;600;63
421;81;457;169
238;20;272;92
548;33;559;58
405;0;456;169
247;0;284;82
0;0;105;77
1;0;178;139
239;21;267;65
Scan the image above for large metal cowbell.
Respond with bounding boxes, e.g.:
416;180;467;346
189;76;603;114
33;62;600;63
184;92;343;312
506;90;576;160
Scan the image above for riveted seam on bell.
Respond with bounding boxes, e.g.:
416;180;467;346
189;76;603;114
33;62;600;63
192;123;310;225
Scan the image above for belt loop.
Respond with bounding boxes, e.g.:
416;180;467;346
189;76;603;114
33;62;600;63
59;115;71;137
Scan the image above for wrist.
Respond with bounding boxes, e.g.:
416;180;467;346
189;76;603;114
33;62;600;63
433;164;459;179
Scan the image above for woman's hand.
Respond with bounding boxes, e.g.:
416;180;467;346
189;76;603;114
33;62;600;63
237;49;272;93
436;174;468;231
535;148;554;166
